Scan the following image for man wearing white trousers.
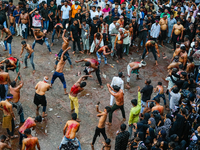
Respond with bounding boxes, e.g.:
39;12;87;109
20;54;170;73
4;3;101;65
13;6;22;36
110;72;124;106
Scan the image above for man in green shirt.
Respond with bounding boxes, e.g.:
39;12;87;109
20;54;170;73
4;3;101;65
128;86;141;139
104;12;113;25
160;8;170;19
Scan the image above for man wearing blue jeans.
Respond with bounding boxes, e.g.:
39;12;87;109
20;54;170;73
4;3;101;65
32;28;52;54
19;9;30;41
0;25;12;56
20;41;35;74
41;3;49;30
153;82;166;107
51;47;71;95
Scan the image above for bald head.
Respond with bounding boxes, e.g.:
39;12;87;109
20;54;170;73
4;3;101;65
44;76;49;82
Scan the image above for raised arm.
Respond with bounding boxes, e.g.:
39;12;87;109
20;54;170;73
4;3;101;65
107;83;116;96
60;47;71;61
76;75;93;84
36;138;41;150
75;59;85;63
0;59;6;64
63;122;68;135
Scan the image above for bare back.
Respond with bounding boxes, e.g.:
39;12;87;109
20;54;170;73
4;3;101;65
113;89;124;106
62;39;69;50
10;85;21;103
35;81;50;95
23;137;38;150
24;44;34;54
56;60;66;73
152;105;164;115
0;72;10;84
97;112;107;128
0;101;12;116
65;120;80;139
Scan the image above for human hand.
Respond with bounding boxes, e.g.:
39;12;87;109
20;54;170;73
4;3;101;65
88;75;93;78
138;86;140;91
72;38;74;41
146;51;149;55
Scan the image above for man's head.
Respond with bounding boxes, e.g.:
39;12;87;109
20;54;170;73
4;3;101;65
188;56;193;63
71;113;77;120
35;115;42;122
115;22;120;29
0;24;4;30
9;0;13;5
0;135;6;142
172;87;179;93
107;44;112;50
44;3;47;8
21;9;25;14
145;79;151;85
4;59;10;65
180;45;186;52
35;10;39;15
96;32;101;39
92;5;96;11
24;128;31;136
118;72;123;78
158;82;162;86
56;25;61;32
21;40;26;46
105;4;109;9
177;19;181;25
113;85;120;92
155;20;159;25
50;0;54;5
105;138;111;145
85;61;91;67
120;123;126;131
131;99;137;106
0;65;4;71
143;21;146;26
7;93;13;101
154;97;160;104
67;37;72;41
139;61;147;68
80;82;86;88
64;1;68;6
10;81;16;87
73;19;78;25
43;76;49;82
119;28;123;35
104;106;111;113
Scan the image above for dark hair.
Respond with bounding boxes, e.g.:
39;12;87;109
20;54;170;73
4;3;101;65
35;115;42;122
0;135;6;141
24;128;31;135
107;44;112;49
154;97;160;103
5;59;9;64
150;103;155;109
105;138;111;144
181;108;187;115
158;82;162;85
7;93;13;97
106;4;109;7
173;87;179;93
105;106;111;113
71;113;77;120
56;25;61;31
80;82;86;88
21;41;26;45
0;25;4;30
146;79;151;85
120;123;126;131
113;85;120;92
0;65;4;70
68;37;72;41
85;61;91;66
179;64;184;70
180;46;186;51
97;6;101;9
169;142;175;148
10;81;16;87
118;72;123;77
96;33;101;38
181;72;187;78
188;56;193;62
82;19;86;22
131;99;137;106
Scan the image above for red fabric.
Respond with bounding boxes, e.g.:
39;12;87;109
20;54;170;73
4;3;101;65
8;57;17;62
70;85;79;94
120;0;125;4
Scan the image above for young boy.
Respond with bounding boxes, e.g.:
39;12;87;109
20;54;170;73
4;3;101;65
9;14;15;35
153;82;167;108
101;138;111;150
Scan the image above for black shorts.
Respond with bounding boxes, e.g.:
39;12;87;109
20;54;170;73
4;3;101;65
159;30;167;41
34;93;47;106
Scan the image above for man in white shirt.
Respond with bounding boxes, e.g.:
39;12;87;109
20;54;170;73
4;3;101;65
150;20;160;41
109;18;117;34
90;6;99;20
110;72;124;106
61;1;71;28
98;0;105;9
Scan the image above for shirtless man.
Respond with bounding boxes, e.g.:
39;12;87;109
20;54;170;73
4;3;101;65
171;43;181;62
51;23;63;47
114;28;124;62
75;58;103;88
34;76;50;118
0;25;13;56
179;46;187;68
90;32;104;54
141;40;160;65
22;129;40;150
0;135;12;150
150;97;164;115
106;84;125;126
0;65;10;101
91;102;111;148
10;72;25;123
18;9;30;41
0;94;18;139
0;57;20;74
96;44;113;64
184;35;190;52
159;15;168;47
126;61;146;89
171;19;184;50
55;29;72;69
19;116;42;145
58;113;81;150
186;56;195;75
51;47;71;94
32;28;52;54
117;15;124;28
167;56;181;70
20;41;35;73
69;75;92;122
153;82;167;109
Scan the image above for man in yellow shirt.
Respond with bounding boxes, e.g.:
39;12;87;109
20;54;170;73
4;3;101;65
71;1;81;21
128;86;141;139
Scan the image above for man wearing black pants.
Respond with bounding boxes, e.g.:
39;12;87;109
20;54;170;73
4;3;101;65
70;19;83;54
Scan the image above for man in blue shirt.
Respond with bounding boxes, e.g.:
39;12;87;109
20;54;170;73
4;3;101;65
13;6;22;36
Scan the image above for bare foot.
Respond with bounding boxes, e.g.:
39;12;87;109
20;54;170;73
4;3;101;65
126;84;130;89
155;62;158;66
100;85;103;89
49;52;52;55
42;113;48;118
33;70;35;74
88;52;91;55
72;51;75;54
136;77;142;80
64;92;68;95
23;66;27;69
8;54;11;56
122;118;126;122
106;122;112;126
3;49;7;51
70;65;73;68
91;143;94;148
116;60;119;63
80;51;84;54
76;118;81;122
51;43;54;47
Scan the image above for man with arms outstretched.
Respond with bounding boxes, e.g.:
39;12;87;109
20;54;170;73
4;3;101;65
51;47;71;95
58;113;81;150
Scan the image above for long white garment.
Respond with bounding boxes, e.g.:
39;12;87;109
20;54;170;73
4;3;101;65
150;23;160;38
90;39;104;53
16;23;22;36
127;64;131;82
110;77;124;105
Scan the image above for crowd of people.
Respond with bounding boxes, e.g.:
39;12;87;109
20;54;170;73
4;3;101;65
0;0;200;149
